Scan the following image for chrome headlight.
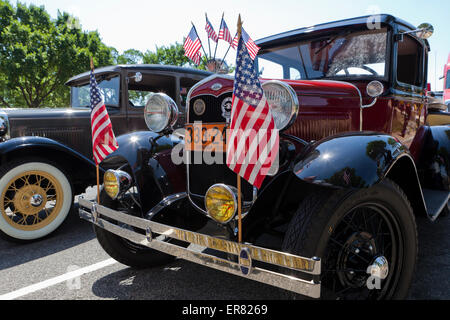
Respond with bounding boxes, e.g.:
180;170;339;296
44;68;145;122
262;81;299;131
0;113;10;140
103;170;132;200
144;93;178;133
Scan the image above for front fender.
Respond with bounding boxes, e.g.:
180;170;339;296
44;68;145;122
101;131;186;213
293;132;410;188
0;136;99;194
411;125;450;191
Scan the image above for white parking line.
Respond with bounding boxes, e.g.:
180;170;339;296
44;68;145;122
0;258;117;300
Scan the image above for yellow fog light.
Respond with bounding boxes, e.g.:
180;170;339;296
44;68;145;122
103;170;132;200
205;184;237;223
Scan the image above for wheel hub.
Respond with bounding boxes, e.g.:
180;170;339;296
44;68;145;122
13;185;47;215
337;231;379;288
368;255;389;280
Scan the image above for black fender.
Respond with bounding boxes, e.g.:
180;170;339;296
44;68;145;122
101;131;185;214
411;125;450;191
0;136;99;194
291;132;427;217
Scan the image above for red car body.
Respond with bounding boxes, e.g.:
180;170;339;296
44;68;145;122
444;53;450;108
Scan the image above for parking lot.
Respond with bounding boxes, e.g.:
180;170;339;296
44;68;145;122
0;187;449;300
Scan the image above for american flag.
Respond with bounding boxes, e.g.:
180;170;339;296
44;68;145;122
231;33;239;49
205;16;218;42
226;34;279;189
241;28;260;60
218;18;233;44
184;26;202;63
192;51;202;66
90;71;118;165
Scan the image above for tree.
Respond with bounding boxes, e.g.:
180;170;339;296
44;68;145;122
143;42;207;69
0;1;113;108
113;48;144;65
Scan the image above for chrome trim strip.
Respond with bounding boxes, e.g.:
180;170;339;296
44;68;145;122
78;198;321;298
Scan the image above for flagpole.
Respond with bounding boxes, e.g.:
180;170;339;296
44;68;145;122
236;14;243;243
205;13;211;59
212;12;224;61
90;57;100;205
219;34;235;71
191;22;209;64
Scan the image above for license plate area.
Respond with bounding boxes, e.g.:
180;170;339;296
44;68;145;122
184;123;227;152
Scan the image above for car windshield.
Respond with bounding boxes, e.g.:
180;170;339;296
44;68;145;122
257;27;388;80
71;75;120;108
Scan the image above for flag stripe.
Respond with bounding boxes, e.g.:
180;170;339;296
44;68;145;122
226;33;279;189
90;70;118;165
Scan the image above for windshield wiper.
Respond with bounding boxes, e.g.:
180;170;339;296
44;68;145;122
314;31;350;55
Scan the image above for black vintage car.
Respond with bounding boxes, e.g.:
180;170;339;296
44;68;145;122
0;65;211;242
79;15;449;299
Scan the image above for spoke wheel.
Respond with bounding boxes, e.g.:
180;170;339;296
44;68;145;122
1;170;63;231
282;179;417;300
321;202;402;300
0;159;73;242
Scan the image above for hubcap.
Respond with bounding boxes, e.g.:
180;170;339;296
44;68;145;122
368;256;389;280
1;170;63;231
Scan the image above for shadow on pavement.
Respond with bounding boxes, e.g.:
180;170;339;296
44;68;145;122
408;214;450;300
91;259;288;300
0;201;96;271
91;214;450;300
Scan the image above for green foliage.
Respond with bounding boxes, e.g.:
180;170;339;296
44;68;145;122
142;42;205;69
0;0;219;109
0;0;113;108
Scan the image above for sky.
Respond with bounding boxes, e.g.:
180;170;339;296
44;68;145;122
20;0;450;91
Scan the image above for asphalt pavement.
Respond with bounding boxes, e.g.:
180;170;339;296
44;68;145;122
0;187;448;300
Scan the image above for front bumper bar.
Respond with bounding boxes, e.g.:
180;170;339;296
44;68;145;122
78;198;321;298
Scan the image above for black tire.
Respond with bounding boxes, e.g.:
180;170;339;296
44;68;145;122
0;157;73;243
94;190;175;269
282;179;418;300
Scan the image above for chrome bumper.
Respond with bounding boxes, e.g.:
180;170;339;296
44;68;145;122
78;198;321;298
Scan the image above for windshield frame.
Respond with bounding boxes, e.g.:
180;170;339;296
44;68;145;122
255;26;392;82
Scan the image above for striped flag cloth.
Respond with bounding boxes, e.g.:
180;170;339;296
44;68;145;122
205;16;218;42
218;17;233;44
89;71;118;165
241;28;260;60
192;51;202;65
226;33;279;189
184;26;202;63
231;33;239;49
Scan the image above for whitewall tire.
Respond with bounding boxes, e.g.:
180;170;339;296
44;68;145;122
0;160;73;241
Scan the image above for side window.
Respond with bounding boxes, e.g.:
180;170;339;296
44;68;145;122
127;73;176;108
396;35;423;87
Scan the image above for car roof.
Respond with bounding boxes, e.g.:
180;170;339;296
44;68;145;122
66;64;212;86
255;14;419;48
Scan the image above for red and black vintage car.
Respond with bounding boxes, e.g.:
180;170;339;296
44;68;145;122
79;15;449;299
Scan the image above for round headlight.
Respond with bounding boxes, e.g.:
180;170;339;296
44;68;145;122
262;81;299;131
205;184;238;223
103;170;132;200
144;93;179;133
